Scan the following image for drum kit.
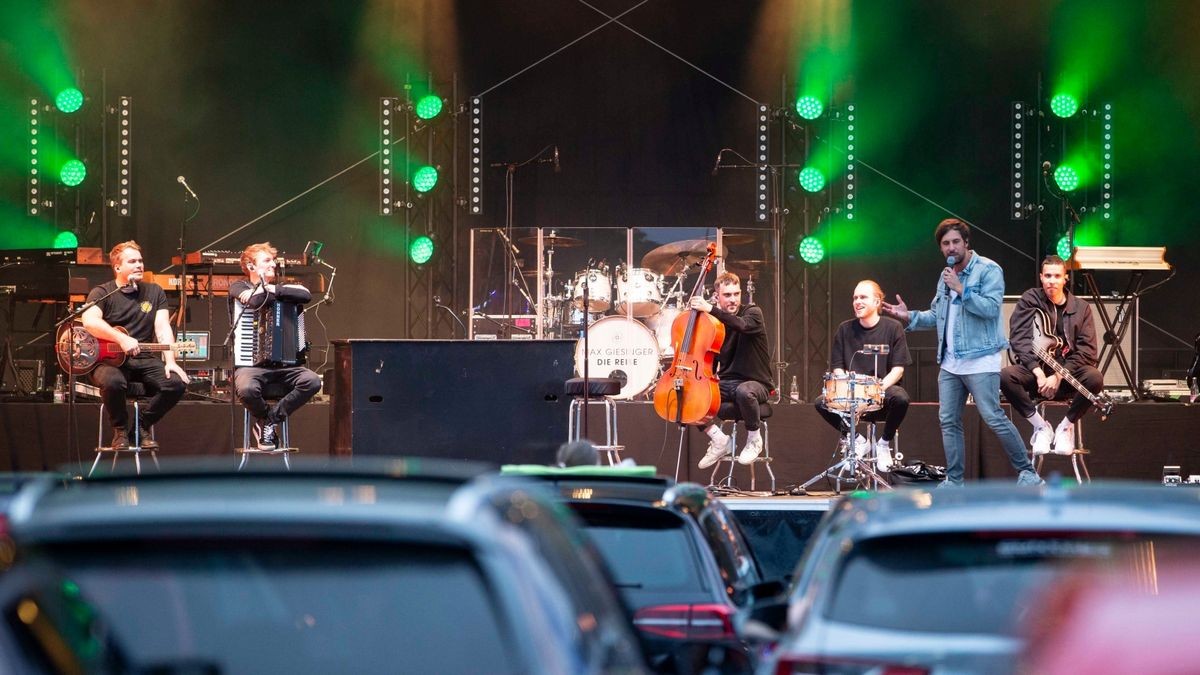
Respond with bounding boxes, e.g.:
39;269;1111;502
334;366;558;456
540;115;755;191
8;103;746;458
527;233;745;400
798;345;900;493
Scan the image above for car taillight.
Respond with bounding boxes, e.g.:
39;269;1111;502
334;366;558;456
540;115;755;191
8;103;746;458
773;655;930;675
632;603;736;640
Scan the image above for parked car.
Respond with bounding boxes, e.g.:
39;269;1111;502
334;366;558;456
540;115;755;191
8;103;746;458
0;460;651;675
508;466;780;674
754;481;1200;675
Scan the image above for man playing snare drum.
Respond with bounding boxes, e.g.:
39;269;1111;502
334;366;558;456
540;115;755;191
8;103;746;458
814;280;911;471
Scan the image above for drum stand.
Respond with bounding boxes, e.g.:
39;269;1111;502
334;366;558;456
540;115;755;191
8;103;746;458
796;377;892;495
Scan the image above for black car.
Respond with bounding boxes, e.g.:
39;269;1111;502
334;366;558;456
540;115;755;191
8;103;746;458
510;467;779;674
0;460;651;675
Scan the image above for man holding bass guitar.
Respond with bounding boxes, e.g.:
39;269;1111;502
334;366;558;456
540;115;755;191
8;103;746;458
81;241;188;449
691;272;775;468
1001;254;1104;456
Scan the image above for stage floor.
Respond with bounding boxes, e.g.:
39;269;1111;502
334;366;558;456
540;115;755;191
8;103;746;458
2;399;1196;485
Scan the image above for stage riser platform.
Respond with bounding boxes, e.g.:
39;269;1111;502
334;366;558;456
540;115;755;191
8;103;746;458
1;401;1195;484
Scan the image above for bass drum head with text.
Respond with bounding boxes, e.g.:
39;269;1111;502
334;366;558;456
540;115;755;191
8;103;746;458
573;316;660;400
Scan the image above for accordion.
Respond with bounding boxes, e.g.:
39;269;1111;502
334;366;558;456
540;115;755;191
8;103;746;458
233;285;310;367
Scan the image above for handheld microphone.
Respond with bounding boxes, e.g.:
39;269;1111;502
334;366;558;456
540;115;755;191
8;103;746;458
552;146;560;173
176;176;198;200
944;255;957;297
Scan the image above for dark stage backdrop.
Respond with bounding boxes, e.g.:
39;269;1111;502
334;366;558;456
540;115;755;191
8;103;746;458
2;1;1198;391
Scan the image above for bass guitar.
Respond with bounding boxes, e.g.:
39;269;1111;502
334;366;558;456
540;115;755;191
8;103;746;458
56;323;197;376
1029;307;1115;419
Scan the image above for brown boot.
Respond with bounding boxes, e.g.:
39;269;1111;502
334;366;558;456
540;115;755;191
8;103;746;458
109;427;130;449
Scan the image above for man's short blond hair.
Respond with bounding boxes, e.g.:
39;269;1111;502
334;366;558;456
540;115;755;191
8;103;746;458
240;242;278;275
108;240;142;269
714;271;741;289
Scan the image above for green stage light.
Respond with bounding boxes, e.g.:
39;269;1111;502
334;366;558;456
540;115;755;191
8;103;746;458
1056;236;1073;260
1054;165;1079;192
53;231;78;248
1050;93;1078;119
795;96;824;120
409;235;434;264
415;95;443;120
798;167;825;193
798;236;825;264
413;165;439;193
55;88;83;113
59;159;86;186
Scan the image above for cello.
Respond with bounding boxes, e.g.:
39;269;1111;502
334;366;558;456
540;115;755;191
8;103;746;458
653;243;724;426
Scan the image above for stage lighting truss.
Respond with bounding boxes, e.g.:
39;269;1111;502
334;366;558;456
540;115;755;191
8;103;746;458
1101;103;1112;220
27;98;41;216
756;104;769;222
844;103;855;221
117;96;132;217
380;96;402;216
470;97;482;215
1010;101;1029;220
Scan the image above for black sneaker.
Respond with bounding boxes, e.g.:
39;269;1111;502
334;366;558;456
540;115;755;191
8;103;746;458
137;425;159;449
109;427;130;450
254;421;278;451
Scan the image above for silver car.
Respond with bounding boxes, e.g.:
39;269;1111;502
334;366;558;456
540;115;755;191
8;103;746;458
753;482;1200;675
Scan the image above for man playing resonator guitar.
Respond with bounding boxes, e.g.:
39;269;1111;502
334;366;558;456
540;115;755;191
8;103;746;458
1001;255;1108;456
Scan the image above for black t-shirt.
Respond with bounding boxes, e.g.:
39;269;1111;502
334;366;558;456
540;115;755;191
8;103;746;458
86;281;167;344
711;303;774;389
830;316;911;379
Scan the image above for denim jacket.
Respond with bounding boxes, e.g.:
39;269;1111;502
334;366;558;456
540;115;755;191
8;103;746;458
906;251;1009;363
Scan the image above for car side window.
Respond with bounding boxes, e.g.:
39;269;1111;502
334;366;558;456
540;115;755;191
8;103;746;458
698;507;757;601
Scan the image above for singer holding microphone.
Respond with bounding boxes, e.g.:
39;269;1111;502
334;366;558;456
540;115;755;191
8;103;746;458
81;241;189;450
881;219;1042;488
229;243;321;450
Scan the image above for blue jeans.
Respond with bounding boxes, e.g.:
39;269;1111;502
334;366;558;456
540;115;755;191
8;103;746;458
938;370;1033;483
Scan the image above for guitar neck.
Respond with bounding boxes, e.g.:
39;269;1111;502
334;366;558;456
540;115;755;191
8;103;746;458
1033;345;1106;408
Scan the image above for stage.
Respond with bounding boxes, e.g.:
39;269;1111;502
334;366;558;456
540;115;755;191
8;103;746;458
3;399;1197;486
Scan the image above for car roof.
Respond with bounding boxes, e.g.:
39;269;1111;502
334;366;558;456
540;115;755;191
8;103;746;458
827;481;1200;540
5;458;534;547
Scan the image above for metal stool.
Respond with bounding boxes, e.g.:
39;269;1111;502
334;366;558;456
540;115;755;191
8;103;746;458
1031;401;1091;483
91;382;160;476
565;377;623;465
709;400;774;492
236;382;298;470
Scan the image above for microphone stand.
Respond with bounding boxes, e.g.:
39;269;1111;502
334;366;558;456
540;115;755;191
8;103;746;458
54;282;137;474
176;189;200;374
433;298;468;338
301;256;338;313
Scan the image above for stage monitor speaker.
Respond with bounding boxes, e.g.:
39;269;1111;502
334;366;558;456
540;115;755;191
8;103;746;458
15;359;46;393
1002;295;1136;388
331;339;574;464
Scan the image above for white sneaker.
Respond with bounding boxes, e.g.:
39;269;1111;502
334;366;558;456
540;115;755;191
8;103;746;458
853;434;869;458
875;440;893;472
1030;427;1053;456
698;435;732;469
1053;423;1076;455
737;435;764;464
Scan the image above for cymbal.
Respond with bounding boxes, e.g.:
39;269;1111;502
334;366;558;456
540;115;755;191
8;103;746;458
641;239;727;275
727;259;771;273
517;233;584;248
719;233;756;245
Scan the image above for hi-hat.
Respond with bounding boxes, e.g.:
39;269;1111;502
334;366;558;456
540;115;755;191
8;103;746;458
517;233;584;248
719;233;756;245
641;239;728;275
727;259;771;273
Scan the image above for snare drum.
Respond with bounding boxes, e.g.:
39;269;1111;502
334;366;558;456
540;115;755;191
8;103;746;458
572;267;611;312
615;266;663;317
574;316;660;400
822;373;883;412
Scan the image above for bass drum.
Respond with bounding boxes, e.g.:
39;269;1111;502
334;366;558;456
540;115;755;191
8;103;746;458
574;316;661;400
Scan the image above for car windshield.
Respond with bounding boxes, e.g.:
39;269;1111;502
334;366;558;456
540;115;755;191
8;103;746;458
827;532;1192;636
576;509;703;592
38;540;518;675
